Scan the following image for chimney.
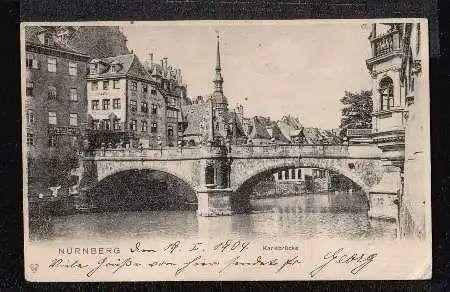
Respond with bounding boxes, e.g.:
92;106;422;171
149;53;153;65
163;57;168;72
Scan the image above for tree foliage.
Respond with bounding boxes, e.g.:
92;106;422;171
339;90;373;136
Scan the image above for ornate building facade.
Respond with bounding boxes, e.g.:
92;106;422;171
366;22;429;237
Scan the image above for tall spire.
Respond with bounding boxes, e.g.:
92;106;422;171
214;31;224;93
216;32;221;71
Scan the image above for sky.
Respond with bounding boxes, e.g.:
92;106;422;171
121;21;373;129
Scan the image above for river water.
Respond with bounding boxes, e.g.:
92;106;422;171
29;192;398;243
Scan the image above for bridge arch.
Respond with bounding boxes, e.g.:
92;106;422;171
87;167;199;211
95;166;198;194
230;157;381;195
93;159;202;192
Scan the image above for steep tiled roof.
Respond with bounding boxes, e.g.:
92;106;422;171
302;127;324;144
67;26;130;59
25;26;88;56
90;54;153;80
181;102;211;139
228;111;247;139
277;120;303;142
249;117;271;140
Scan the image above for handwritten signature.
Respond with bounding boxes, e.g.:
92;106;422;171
310;248;378;277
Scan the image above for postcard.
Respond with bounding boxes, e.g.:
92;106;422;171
22;19;431;281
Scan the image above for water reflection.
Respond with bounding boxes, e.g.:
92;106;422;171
29;192;397;242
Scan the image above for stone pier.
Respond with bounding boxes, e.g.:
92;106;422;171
368;163;401;220
196;186;234;216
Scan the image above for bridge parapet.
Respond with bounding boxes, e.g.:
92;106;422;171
85;146;228;160
230;144;381;159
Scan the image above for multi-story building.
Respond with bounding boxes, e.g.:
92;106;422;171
25;26;90;196
86;53;172;148
366;22;429;236
144;54;191;144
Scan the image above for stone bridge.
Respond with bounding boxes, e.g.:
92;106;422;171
79;144;401;219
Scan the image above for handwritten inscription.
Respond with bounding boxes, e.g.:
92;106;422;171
310;248;378;277
45;241;378;279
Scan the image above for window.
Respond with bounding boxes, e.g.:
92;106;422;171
205;165;215;185
69;113;78;126
91;100;99;110
151;104;157;114
44;34;52;45
69;88;78;101
71;136;78;147
47;57;56;72
91;81;98;91
102;99;110;110
130;100;137;112
69;62;77;76
151;87;157;95
26;54;38;69
141;120;148;132
379;77;394;111
151;122;157;133
48;86;57;100
113;79;120;89
110;65;117;73
291;169;296;180
48;111;57;125
284;170;290;180
167;110;177;119
27;109;35;124
130;81;137;91
297;169;301;179
48;135;57;147
103;80;109;90
277;172;282;180
92;119;100;130
142;84;148;94
113;99;121;109
26;82;33;96
113;119;121;130
27;133;34;146
130;120;137;131
141;101;148;113
89;63;98;74
168;125;174;138
101;119;111;130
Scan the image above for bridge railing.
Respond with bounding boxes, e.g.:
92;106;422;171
88;146;208;159
230;144;381;158
86;144;382;160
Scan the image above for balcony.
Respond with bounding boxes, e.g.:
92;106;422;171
366;29;402;70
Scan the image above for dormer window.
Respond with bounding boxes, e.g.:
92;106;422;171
44;33;52;45
89;63;98;74
111;64;117;73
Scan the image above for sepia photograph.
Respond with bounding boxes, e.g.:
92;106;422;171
22;20;431;281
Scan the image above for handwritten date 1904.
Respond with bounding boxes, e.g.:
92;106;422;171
213;240;250;253
161;240;250;254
